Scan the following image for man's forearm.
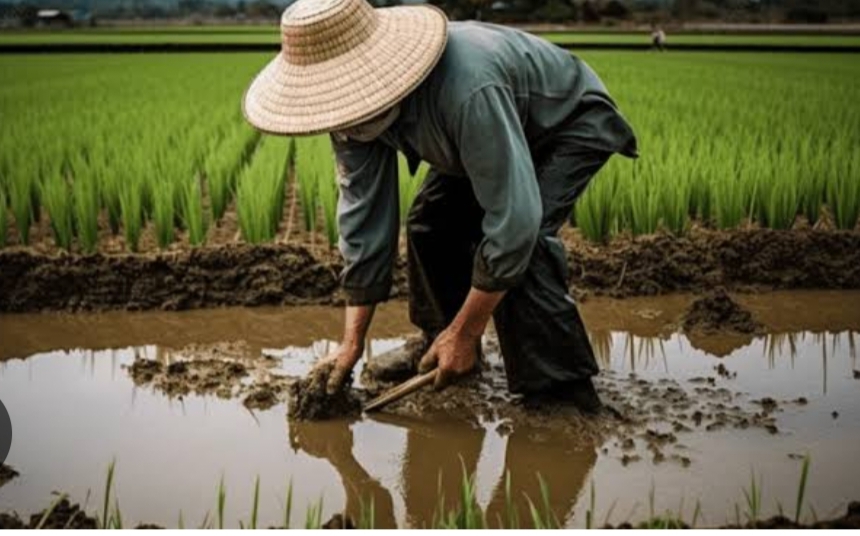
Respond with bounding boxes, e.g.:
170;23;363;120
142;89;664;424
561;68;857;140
448;287;506;339
342;304;376;353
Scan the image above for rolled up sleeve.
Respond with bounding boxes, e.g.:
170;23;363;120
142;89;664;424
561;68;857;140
331;135;400;305
455;86;542;292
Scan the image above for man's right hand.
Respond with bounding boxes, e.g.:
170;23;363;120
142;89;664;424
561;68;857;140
317;340;364;395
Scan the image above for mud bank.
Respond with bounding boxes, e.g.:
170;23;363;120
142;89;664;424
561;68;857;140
1;228;858;312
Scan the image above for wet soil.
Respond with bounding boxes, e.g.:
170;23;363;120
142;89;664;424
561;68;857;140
287;361;365;421
1;228;858;312
681;288;764;335
0;499;99;529
125;341;294;410
0;464;18;487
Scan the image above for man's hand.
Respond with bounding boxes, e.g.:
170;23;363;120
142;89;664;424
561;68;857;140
418;286;507;390
314;304;376;395
316;340;364;395
418;327;481;390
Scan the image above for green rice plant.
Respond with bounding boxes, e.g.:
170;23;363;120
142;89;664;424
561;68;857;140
357;496;375;529
294;136;338;243
742;470;762;524
249;476;260;530
795;454;810;524
524;474;560;529
204;123;259;224
575;170;618;243
0;189;7;248
293;137;325;237
304;496;324;529
283;479;294;529
40;172;73;250
217;475;226;530
35;492;69;530
180;176;208;247
8;172;33;245
72;172;100;254
99;459;116;529
151;177;176;249
398;153;428;224
236;136;291;244
119;178;143;252
827;152;860;230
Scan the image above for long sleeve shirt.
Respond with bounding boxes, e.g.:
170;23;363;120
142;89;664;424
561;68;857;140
332;21;638;305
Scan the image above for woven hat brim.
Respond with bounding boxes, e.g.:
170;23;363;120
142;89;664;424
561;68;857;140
242;5;448;136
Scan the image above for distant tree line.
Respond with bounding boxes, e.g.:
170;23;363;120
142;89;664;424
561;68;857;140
0;0;857;24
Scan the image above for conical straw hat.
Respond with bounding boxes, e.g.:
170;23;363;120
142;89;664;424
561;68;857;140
242;0;448;136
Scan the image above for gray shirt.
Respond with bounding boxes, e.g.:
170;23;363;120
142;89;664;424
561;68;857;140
332;21;637;305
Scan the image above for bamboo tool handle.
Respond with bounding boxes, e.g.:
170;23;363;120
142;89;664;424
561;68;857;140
363;369;437;413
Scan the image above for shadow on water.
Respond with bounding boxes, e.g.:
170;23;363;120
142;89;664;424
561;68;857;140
0;291;858;527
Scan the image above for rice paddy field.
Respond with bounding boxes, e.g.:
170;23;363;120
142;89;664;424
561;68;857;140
0;38;859;529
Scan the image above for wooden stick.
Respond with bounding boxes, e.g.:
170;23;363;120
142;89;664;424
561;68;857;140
363;369;437;413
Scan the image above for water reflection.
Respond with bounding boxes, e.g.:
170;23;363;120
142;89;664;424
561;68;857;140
289;412;596;528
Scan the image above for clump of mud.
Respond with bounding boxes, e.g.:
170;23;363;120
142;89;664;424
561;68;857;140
124;342;294;410
127;357;248;399
0;464;18;487
0;499;98;529
287;361;364;421
682;289;764;334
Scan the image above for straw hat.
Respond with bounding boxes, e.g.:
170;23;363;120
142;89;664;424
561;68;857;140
242;0;448;136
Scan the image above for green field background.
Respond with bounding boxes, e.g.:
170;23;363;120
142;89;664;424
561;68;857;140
0;51;858;251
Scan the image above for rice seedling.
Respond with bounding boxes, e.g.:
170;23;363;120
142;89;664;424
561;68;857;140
294;136;336;244
40;172;74;250
72;172;100;254
398;154;428;223
151;177;176;249
216;475;226;530
180;176;208;246
236;136;291;244
7;171;33;245
118;178;144;252
795;454;811;524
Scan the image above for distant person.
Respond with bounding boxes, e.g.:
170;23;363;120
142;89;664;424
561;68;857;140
243;0;638;414
651;25;666;51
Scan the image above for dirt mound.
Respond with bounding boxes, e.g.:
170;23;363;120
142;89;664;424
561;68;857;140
0;244;342;312
0;464;18;487
1;229;858;312
287;361;364;421
682;289;764;334
565;227;860;298
0;499;99;529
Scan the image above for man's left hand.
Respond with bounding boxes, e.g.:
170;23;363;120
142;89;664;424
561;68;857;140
417;327;480;390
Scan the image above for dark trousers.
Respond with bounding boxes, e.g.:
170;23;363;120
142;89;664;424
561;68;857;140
406;138;612;395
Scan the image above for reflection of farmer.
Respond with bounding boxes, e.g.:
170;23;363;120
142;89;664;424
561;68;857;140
651;25;666;51
289;419;396;527
244;0;638;413
290;413;597;527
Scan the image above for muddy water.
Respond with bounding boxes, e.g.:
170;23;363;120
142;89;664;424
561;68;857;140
0;292;858;528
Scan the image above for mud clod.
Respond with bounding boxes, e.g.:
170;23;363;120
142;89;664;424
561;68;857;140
682;289;764;335
0;464;18;487
127;357;248;398
287;361;363;421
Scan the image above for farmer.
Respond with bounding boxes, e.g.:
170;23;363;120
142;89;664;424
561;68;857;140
243;0;638;413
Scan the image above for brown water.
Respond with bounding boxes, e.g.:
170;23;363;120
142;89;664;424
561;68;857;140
0;292;858;528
